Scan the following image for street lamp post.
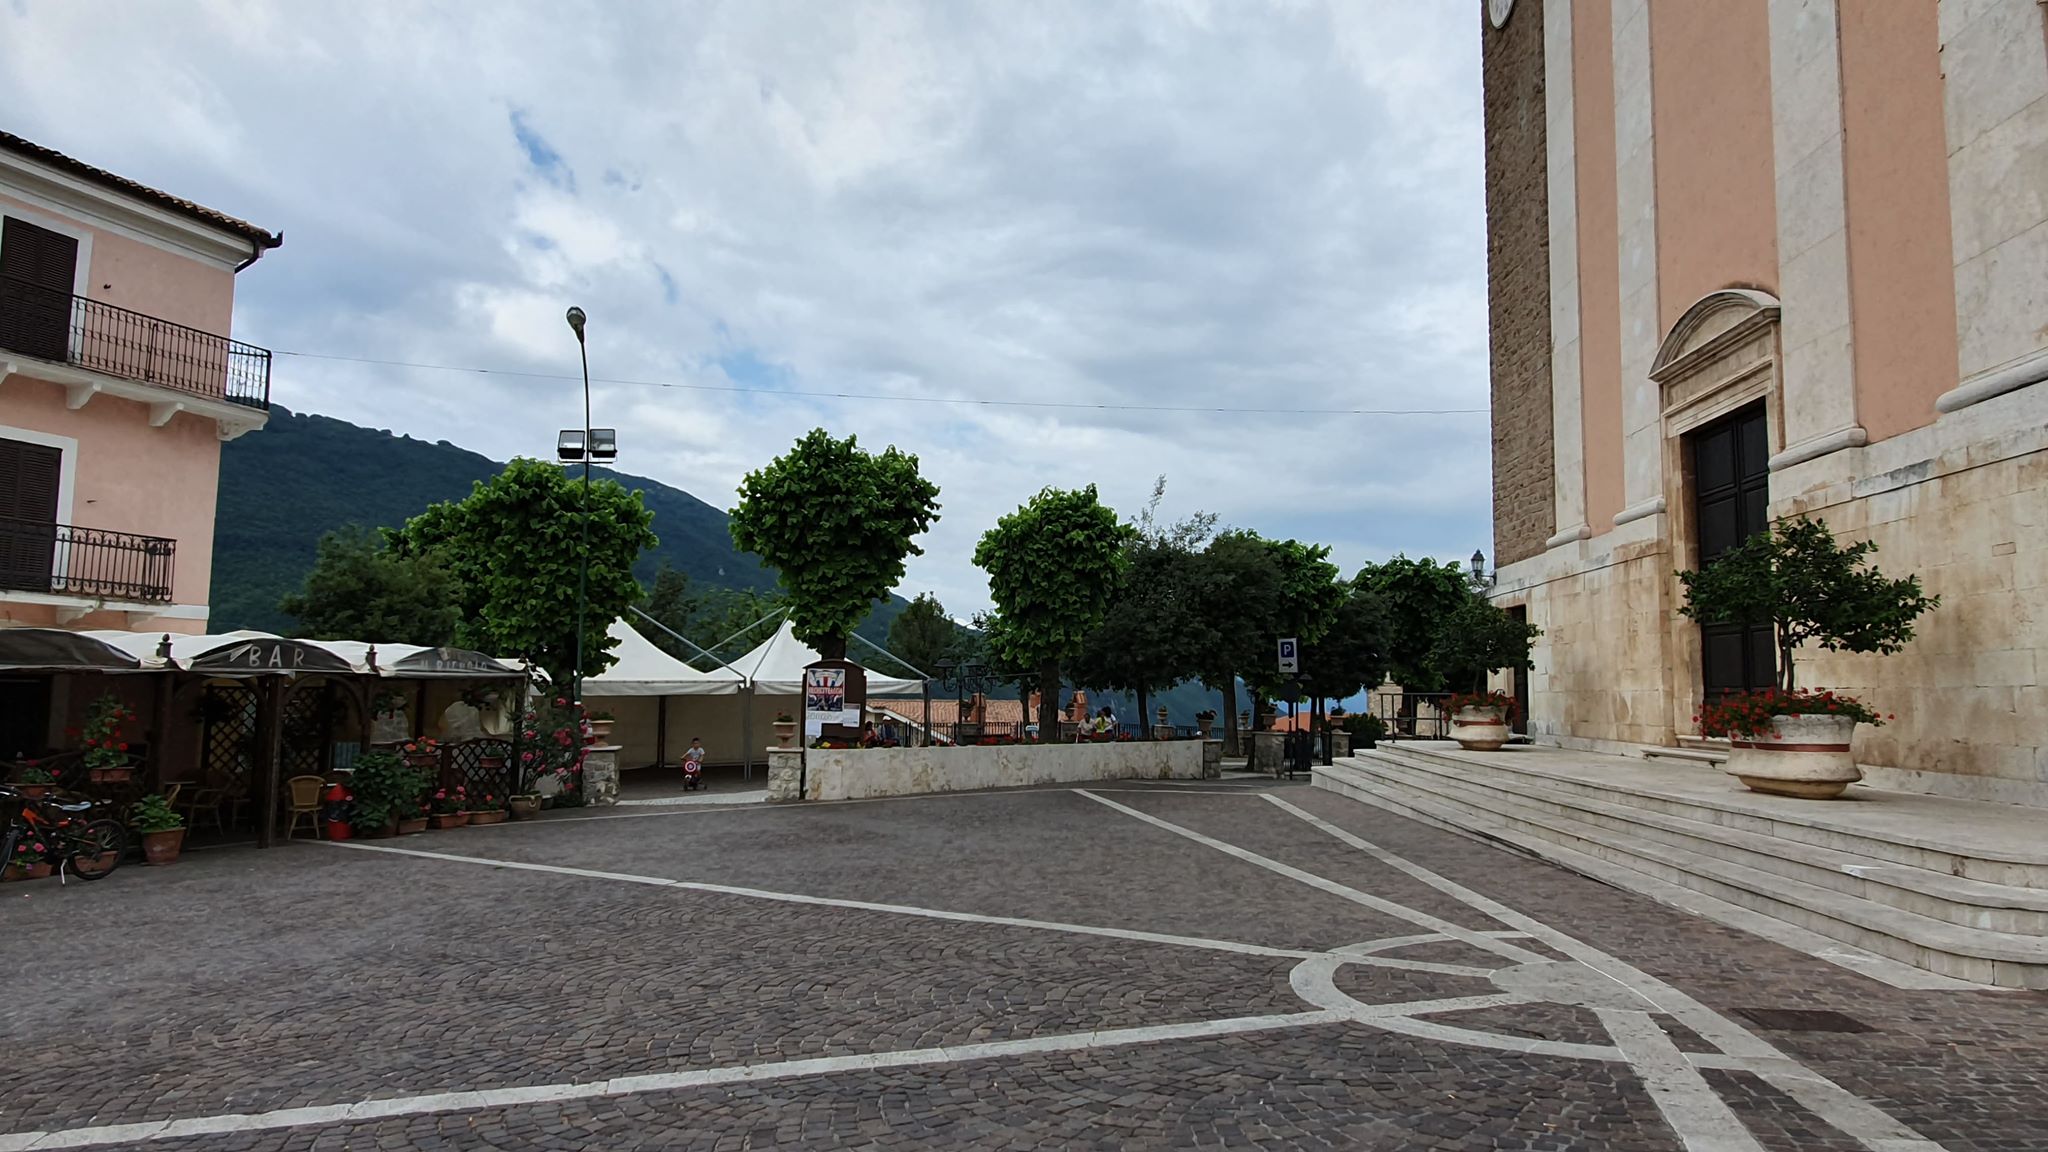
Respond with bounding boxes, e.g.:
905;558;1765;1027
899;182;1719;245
565;307;592;706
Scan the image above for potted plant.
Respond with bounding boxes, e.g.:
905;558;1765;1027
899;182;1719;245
348;749;422;837
1155;706;1170;728
10;761;57;799
129;793;187;865
1444;691;1515;752
395;795;430;836
430;785;470;829
507;793;542;820
400;738;441;773
80;693;138;783
467;792;509;825
1679;517;1936;798
4;837;51;881
1426;595;1540;752
1237;710;1251;735
585;710;615;745
1343;712;1387;750
773;712;797;749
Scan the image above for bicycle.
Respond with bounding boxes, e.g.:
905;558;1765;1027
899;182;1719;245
1;783;125;882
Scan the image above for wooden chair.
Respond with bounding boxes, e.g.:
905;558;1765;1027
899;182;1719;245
284;775;326;841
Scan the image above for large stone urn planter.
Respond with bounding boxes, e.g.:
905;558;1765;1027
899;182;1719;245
1450;706;1510;752
1726;714;1860;799
773;718;798;749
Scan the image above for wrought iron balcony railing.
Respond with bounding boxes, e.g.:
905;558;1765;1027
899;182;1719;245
0;517;176;604
0;275;270;410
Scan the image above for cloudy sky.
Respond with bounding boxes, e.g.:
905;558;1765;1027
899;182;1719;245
2;0;1489;616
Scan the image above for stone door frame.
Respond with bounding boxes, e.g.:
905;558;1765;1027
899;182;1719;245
1648;289;1784;736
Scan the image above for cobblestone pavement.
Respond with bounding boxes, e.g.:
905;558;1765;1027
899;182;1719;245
3;777;2044;1150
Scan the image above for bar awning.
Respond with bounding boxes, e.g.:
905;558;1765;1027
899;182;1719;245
0;628;149;673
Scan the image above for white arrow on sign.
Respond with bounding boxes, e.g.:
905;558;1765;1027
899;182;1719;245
1277;637;1298;674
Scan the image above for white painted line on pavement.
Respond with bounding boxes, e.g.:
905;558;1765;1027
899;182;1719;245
0;1010;1348;1151
1073;789;1548;965
326;839;1326;961
1600;1009;1765;1152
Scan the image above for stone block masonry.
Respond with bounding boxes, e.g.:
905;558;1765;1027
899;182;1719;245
1484;0;1556;566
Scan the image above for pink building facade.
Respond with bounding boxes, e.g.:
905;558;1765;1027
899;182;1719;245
0;132;279;635
1482;2;2048;804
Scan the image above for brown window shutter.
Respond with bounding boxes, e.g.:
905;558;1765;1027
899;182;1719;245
0;438;62;523
0;217;80;362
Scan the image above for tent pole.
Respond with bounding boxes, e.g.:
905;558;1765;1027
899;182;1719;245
627;605;752;678
657;695;668;771
742;683;754;783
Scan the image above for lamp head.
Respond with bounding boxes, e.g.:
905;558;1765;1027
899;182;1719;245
565;306;587;343
1470;549;1487;582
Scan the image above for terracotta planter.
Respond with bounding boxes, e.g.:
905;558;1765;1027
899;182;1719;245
478;755;508;772
395;817;429;836
405;755;439;772
4;861;52;881
354;821;395;840
773;720;797;749
430;811;469;829
586;720;614;745
1197;718;1214;739
1726;713;1861;799
467;809;509;826
15;783;53;799
1450;706;1511;752
507;796;542;821
324;819;354;841
89;766;135;784
141;828;186;866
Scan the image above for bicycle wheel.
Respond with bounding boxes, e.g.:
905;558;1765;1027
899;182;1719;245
66;818;125;880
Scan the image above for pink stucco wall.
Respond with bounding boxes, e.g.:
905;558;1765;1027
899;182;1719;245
1839;2;1956;443
1573;0;1625;536
0;190;236;334
1647;0;1778;332
3;374;223;611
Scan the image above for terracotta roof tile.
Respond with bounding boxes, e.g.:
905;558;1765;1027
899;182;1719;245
0;131;282;251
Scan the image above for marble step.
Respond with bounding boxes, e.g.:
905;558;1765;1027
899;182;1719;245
1323;756;2048;989
1360;745;2048;935
1372;741;2048;889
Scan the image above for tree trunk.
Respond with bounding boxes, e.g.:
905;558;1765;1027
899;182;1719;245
1221;677;1239;757
1136;685;1150;739
818;633;848;661
1780;640;1796;692
1038;658;1060;736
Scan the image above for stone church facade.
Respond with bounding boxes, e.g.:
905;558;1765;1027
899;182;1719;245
1481;0;2048;805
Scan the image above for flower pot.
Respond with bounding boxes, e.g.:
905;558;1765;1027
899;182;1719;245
507;796;542;821
89;766;135;784
1725;713;1861;799
430;811;469;829
4;861;52;881
1450;706;1510;752
323;819;354;841
15;783;53;799
467;809;509;826
395;817;429;836
354;822;395;840
141;828;186;866
586;720;614;744
478;755;508;772
773;720;797;749
1196;718;1213;739
405;755;439;772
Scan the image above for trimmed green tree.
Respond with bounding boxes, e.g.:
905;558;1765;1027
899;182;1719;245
1240;538;1346;731
1188;529;1283;754
728;429;941;660
1678;516;1937;691
1425;594;1540;695
1300;581;1391;707
280;525;458;646
1072;489;1217;732
396;457;657;684
887;592;961;677
1355;555;1473;691
973;485;1132;729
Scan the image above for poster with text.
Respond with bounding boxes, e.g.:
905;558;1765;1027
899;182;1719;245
804;666;846;737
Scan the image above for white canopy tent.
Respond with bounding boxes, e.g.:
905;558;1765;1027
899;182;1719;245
729;620;922;696
579;619;745;696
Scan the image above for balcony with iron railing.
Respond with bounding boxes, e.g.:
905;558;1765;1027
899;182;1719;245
0;517;176;604
0;275;270;410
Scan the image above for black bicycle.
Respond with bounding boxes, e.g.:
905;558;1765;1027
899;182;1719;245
1;783;125;881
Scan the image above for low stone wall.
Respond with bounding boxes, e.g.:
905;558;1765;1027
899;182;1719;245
780;740;1207;802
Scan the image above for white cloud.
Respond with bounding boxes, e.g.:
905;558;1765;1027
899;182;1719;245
1;0;1491;616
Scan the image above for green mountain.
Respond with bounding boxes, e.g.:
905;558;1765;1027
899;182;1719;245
210;405;905;643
